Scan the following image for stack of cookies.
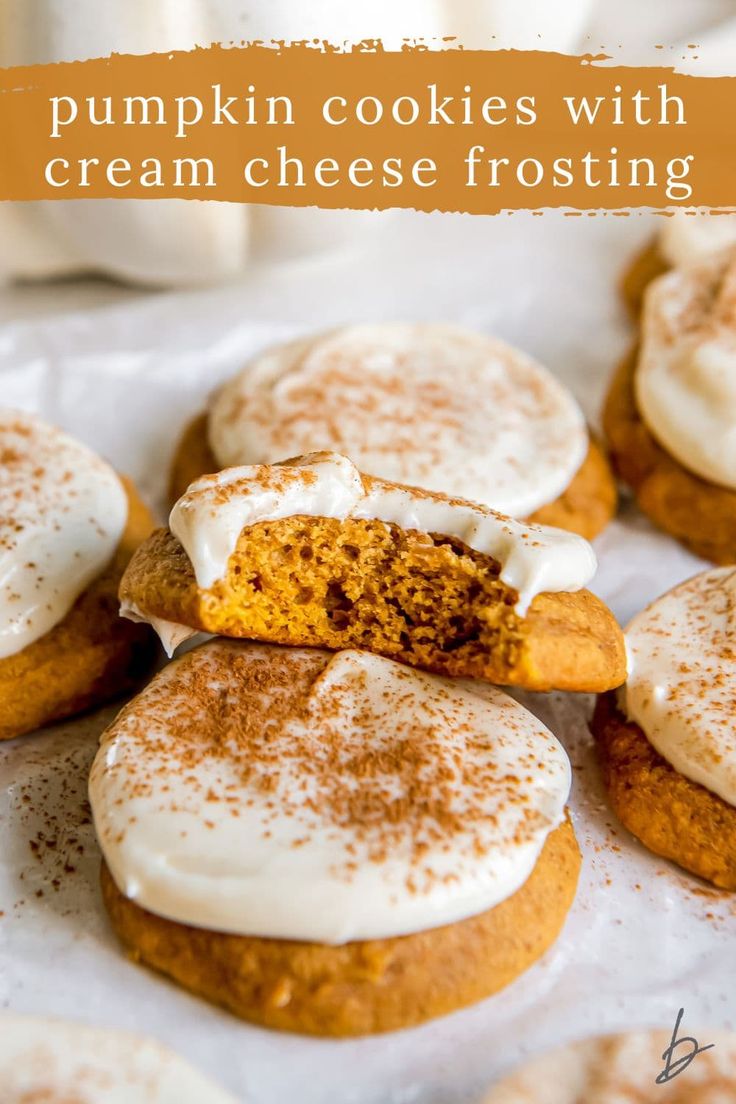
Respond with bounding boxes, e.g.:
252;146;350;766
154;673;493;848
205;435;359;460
6;250;736;1069
594;564;736;890
607;242;736;563
88;324;627;1036
592;224;736;893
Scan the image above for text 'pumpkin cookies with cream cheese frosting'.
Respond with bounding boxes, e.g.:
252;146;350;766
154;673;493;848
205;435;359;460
121;451;626;692
605;246;736;564
90;639;581;1036
592;567;736;889
169;323;616;539
0;410;155;740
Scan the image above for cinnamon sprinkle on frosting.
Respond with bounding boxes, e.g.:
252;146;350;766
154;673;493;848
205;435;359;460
624;566;736;807
89;640;570;944
207;323;588;517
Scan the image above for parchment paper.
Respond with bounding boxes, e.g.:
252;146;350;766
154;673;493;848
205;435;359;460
1;210;734;1104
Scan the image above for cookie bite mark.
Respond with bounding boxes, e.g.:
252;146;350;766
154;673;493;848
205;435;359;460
592;567;736;888
168;324;616;539
170;417;617;544
91;640;581;1034
168;453;596;612
121;453;625;692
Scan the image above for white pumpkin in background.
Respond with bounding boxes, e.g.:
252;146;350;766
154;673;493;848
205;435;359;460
0;0;594;287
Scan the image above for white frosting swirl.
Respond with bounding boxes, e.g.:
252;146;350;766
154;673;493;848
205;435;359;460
636;248;736;490
90;641;571;944
168;451;597;617
0;410;127;659
0;1012;236;1103
624;567;736;807
659;212;736;268
208;324;588;518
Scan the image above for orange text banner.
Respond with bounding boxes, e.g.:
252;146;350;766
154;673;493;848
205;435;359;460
0;42;732;211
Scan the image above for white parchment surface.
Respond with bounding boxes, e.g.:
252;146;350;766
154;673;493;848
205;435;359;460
0;210;734;1103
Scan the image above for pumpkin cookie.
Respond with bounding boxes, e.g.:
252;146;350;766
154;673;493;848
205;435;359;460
0;411;155;740
0;1012;236;1103
483;1028;736;1102
169;324;616;539
592;568;736;889
91;639;581;1036
121;452;626;692
604;248;736;563
621;213;736;316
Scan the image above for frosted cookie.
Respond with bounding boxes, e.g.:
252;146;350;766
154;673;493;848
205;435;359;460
605;247;736;563
121;452;626;693
91;639;581;1036
622;212;736;315
0;411;155;740
483;1028;736;1102
170;324;616;540
592;567;736;888
0;1012;236;1103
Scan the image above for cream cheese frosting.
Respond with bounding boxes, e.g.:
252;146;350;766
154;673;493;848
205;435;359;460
0;1012;236;1103
636;247;736;490
207;323;589;518
0;410;127;659
168;451;597;619
659;212;736;268
623;567;736;807
90;640;571;944
119;599;199;658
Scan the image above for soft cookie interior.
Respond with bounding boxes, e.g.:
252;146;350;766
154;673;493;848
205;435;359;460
120;519;626;692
